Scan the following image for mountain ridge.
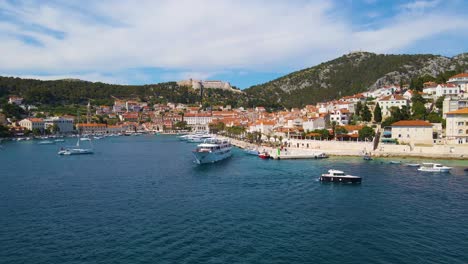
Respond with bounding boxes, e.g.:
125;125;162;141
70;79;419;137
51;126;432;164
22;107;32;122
243;51;468;107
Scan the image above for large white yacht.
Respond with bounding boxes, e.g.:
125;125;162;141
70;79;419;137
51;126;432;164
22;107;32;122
417;163;452;172
192;138;232;164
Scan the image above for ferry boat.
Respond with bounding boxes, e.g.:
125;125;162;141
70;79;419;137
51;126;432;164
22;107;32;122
192;138;232;164
417;163;452;172
320;169;361;183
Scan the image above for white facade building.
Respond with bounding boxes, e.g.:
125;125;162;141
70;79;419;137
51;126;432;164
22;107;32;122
391;120;433;145
376;95;409;118
19;118;45;132
445;108;468;144
44;117;74;133
329;109;350;126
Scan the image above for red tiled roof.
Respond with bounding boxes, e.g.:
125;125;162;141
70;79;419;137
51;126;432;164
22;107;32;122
449;73;468;79
391;120;432;127
446;108;468;115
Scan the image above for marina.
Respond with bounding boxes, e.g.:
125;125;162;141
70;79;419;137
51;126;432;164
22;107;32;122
1;135;467;264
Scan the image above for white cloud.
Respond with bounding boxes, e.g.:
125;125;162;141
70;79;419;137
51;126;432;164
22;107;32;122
0;0;466;84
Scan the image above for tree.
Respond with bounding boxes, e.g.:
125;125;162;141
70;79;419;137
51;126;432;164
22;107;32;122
0;125;11;137
412;101;426;120
335;126;348;135
32;128;42;136
355;101;363;116
435;96;445;110
2;103;26;119
358;126;375;141
48;124;60;134
361;103;372;122
174;121;188;130
373;103;382;123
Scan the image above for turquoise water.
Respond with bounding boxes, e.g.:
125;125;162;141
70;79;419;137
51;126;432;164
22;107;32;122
1;135;467;264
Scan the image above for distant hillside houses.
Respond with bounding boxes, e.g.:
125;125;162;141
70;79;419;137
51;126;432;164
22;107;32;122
177;79;242;93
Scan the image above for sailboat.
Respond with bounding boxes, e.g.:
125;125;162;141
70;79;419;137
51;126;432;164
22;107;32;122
58;113;94;155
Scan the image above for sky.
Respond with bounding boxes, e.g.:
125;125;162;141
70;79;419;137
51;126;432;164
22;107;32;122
0;0;467;88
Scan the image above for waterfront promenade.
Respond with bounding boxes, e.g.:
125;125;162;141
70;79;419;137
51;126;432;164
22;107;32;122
226;137;468;160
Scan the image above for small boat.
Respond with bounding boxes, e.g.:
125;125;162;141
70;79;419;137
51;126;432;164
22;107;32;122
80;137;91;141
314;152;329;159
363;155;372;161
244;148;259;156
406;163;420;167
258;152;270;159
93;136;104;140
320;169;361;183
417;163;452;172
54;139;65;142
389;161;401;164
38;140;55;145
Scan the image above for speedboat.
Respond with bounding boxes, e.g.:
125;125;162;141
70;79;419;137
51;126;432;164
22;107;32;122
314;152;329;159
406;163;420;167
38;140;55;145
192;138;232;164
58;147;93;155
54;139;65;142
320;169;361;183
417;163;452;172
389;161;401;164
258;152;270;159
244;148;259;156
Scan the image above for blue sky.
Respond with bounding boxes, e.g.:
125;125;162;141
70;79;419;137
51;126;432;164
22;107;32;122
0;0;467;88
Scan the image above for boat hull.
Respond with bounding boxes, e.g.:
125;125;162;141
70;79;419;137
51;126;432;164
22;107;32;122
58;148;94;155
193;149;232;164
417;168;451;172
320;175;361;183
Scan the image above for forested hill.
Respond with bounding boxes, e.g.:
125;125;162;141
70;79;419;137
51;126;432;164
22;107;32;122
0;77;249;107
244;52;468;108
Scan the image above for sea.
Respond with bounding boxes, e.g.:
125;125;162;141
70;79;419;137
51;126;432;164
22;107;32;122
1;135;467;264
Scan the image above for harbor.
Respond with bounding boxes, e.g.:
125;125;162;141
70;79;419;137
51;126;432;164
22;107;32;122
1;135;467;264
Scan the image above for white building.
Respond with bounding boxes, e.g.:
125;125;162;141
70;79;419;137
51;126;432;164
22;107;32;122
302;117;326;131
435;84;460;98
391;120;433;145
445;108;468;144
376;95;409;118
44;117;74;133
19;118;45;132
8;96;23;105
329;109;350;126
248;120;275;135
442;97;468;118
447;73;468;97
184;113;212;132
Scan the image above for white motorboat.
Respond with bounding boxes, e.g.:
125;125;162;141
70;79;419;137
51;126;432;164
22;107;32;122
192;138;232;164
38;140;55;145
187;134;214;143
320;169;361;183
244;148;259;156
417;163;452;172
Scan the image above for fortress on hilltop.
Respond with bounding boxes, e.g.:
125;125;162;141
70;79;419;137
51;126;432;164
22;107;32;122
177;79;242;93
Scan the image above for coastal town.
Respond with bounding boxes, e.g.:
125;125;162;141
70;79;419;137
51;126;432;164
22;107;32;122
1;73;467;159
